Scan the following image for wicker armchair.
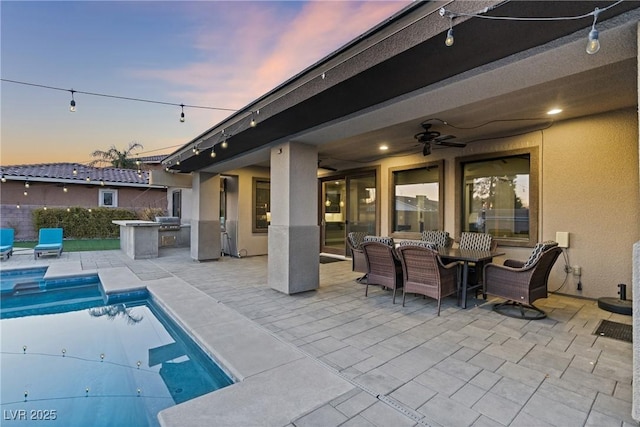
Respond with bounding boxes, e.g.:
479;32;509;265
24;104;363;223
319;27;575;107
347;232;368;283
397;242;458;315
361;237;402;303
484;242;562;319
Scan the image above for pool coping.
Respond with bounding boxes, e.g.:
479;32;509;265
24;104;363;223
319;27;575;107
92;267;356;426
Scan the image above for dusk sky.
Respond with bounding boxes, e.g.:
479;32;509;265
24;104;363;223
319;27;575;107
1;1;410;166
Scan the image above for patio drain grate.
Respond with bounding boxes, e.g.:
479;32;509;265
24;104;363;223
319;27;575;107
593;319;632;343
319;256;345;264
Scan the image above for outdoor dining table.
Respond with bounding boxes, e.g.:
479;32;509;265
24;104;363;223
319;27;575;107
437;248;505;309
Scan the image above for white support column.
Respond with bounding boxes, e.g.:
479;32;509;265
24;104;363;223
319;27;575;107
190;172;221;262
268;142;319;294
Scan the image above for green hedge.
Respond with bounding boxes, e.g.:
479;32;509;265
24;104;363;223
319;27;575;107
32;207;138;239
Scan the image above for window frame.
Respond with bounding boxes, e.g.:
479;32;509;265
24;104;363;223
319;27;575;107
252;177;270;234
455;147;539;247
98;188;118;208
389;159;444;239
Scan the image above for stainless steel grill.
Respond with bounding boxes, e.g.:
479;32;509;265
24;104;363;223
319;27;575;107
155;216;181;231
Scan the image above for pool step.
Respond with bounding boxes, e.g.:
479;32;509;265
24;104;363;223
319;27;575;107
98;267;148;304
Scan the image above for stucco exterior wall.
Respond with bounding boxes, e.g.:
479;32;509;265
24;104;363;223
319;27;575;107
224;166;270;257
376;107;638;300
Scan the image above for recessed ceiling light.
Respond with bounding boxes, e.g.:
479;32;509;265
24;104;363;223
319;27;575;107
379;145;389;151
547;108;563;115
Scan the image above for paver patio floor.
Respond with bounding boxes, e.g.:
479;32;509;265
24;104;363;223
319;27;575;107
3;247;635;426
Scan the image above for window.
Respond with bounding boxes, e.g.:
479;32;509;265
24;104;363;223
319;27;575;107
171;190;181;218
99;189;118;207
390;160;443;234
252;178;270;233
456;148;538;247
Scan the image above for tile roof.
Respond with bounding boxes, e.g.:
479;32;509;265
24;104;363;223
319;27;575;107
0;162;157;187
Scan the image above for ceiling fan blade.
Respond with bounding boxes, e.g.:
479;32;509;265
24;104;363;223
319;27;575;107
436;141;467;148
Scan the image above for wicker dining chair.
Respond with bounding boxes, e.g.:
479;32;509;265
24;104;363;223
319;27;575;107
397;241;458;315
484;242;562;319
361;236;402;303
347;231;368;283
421;230;453;249
458;232;493;287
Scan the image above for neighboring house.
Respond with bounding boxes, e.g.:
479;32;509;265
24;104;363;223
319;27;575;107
0;162;167;240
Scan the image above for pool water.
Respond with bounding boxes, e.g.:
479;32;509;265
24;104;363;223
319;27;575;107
0;270;233;426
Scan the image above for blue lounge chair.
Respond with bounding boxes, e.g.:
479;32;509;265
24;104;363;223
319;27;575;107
0;228;14;260
34;228;64;259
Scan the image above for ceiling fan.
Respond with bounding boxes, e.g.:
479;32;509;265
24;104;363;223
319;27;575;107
414;122;466;156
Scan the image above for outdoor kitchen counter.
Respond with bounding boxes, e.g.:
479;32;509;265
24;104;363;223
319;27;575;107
112;220;160;260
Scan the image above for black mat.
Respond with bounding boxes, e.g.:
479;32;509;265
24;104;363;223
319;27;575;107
320;256;345;264
594;319;632;343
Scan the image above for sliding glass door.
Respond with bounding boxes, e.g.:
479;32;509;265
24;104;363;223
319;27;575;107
320;172;376;255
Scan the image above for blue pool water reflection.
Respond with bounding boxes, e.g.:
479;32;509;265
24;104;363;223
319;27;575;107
1;273;233;426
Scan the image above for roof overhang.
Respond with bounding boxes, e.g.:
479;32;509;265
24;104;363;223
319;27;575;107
163;0;640;173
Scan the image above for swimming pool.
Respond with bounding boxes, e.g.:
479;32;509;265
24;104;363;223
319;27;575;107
0;268;233;426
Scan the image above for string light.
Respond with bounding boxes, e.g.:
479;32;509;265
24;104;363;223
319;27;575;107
1;174;5;183
445;16;454;47
210;147;217;158
439;1;624;55
24;180;29;188
16;202;20;209
0;79;239;119
69;89;76;112
180;104;185;122
176;156;181;166
72;167;78;176
250;110;259;127
63;185;68;192
586;8;601;54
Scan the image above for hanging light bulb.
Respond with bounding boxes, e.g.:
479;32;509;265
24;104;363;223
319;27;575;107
24;180;29;188
43;205;47;210
1;174;5;183
63;185;68;192
194;146;200;155
445;17;454;47
72;167;78;176
586;8;601;54
180;104;185;122
250;110;258;128
210;147;217;158
100;179;105;186
176;156;181;166
16;202;20;209
586;28;600;54
23;190;28;196
69;90;76;112
86;177;91;182
221;139;228;149
445;28;454;47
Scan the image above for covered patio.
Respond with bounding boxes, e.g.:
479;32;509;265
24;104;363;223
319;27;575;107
5;248;634;426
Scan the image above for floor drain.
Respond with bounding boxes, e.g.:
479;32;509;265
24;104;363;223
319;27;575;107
593;319;632;343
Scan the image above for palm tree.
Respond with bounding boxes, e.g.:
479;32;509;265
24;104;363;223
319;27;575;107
90;142;144;169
